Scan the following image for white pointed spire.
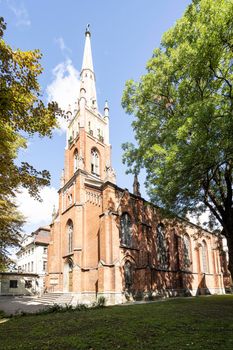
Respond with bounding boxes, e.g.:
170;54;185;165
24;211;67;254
81;24;94;72
80;24;98;109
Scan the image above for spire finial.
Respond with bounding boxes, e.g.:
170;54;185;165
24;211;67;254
85;24;91;36
133;174;141;197
52;205;57;221
104;100;109;118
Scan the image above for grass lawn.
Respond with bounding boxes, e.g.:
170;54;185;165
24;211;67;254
0;295;233;350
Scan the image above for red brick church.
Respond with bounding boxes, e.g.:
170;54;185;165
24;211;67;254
46;27;225;304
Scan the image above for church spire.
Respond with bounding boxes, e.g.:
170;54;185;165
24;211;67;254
80;24;98;109
81;24;94;72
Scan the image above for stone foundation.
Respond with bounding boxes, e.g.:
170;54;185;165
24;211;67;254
66;285;226;307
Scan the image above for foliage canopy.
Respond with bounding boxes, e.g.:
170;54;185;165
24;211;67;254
122;0;233;275
0;17;58;268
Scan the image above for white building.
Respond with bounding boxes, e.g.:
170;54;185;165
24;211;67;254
16;226;50;293
0;272;39;296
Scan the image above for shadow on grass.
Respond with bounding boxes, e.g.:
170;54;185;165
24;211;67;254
0;295;233;350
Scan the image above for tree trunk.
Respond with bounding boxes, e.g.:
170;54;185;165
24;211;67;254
226;234;233;284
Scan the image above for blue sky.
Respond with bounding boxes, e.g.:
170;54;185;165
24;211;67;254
1;0;192;233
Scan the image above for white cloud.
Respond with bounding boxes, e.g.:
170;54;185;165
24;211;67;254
55;37;72;56
7;0;31;27
16;186;58;233
46;59;80;133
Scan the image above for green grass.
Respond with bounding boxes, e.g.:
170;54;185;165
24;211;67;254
0;309;6;320
1;295;233;349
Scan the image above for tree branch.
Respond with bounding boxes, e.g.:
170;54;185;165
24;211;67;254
209;64;232;97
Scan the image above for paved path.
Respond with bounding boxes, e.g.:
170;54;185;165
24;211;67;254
0;296;50;316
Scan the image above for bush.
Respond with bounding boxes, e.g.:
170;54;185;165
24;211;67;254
0;310;6;319
97;296;106;307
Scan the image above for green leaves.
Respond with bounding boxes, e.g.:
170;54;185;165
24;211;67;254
0;18;58;267
122;0;233;228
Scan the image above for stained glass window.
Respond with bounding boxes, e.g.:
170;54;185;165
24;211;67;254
183;234;191;269
201;240;209;273
67;220;73;253
156;223;168;268
120;213;132;247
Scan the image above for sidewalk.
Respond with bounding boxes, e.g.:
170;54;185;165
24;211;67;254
0;296;50;316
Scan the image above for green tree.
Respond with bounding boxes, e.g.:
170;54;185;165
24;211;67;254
122;0;233;278
0;18;58;269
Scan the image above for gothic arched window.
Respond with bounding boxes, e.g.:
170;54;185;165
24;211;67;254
201;240;209;273
156;223;168;269
91;148;100;176
74;149;78;172
124;261;133;290
120;213;132;247
68;193;72;206
183;234;191;269
67;219;73;253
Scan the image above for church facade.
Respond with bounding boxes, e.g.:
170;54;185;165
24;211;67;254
46;28;225;304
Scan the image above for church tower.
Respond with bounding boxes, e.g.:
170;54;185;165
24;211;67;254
47;26;116;300
63;25;115;187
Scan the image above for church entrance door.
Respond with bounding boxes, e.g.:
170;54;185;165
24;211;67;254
63;258;73;292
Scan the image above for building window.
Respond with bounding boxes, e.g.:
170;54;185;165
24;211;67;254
91;149;100;176
120;213;132;247
68;193;72;206
156;223;168;269
74;149;78;172
10;280;18;288
31;261;34;272
124;261;133;290
201;240;209;273
43;247;47;254
183;234;191;269
43;261;47;271
67;219;73;253
25;280;32;289
28;262;30;272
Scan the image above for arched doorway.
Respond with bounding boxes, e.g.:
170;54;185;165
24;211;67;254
63;258;73;292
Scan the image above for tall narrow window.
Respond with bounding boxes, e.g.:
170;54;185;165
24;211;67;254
68;193;72;206
67;220;73;253
91;149;100;176
183;234;191;269
201;240;209;273
156;223;168;269
43;261;47;271
120;213;132;247
74;149;78;172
